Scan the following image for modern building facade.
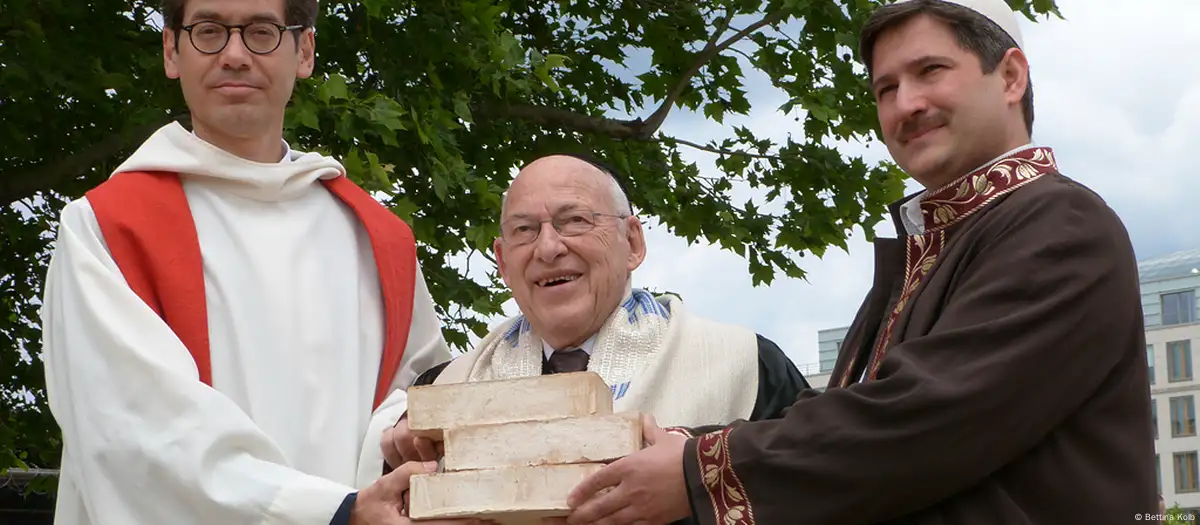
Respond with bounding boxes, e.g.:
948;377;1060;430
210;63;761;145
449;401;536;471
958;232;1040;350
807;325;849;391
1142;249;1200;513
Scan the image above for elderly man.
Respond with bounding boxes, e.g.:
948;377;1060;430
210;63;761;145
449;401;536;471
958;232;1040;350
562;1;1156;524
380;153;809;470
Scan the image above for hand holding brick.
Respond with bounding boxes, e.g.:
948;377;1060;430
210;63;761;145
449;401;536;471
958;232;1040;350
405;372;643;524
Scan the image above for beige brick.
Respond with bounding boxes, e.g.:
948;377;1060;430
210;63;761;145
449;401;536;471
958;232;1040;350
407;372;612;440
443;412;642;471
408;463;603;523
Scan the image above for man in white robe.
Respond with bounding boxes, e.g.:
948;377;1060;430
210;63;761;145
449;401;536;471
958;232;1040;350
40;1;465;524
379;154;810;483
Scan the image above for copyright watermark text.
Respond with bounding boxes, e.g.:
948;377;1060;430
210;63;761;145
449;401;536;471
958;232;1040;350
1136;513;1196;521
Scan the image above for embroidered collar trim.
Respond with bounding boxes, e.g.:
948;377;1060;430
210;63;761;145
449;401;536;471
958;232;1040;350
918;146;1058;232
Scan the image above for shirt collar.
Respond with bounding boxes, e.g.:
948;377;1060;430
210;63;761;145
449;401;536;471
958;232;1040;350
898;143;1036;236
543;334;598;361
280;140;294;163
191;131;294;164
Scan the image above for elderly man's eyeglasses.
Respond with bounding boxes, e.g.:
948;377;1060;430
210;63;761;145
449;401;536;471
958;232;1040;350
181;21;304;55
501;211;628;246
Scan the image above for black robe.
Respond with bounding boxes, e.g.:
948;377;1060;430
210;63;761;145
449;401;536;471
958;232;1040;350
679;147;1157;524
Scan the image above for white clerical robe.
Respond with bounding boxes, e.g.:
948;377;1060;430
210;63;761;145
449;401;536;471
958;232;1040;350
41;123;450;525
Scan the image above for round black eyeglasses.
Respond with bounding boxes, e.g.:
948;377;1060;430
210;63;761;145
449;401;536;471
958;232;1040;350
181;21;304;55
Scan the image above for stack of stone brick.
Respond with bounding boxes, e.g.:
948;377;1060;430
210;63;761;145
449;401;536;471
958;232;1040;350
406;372;642;524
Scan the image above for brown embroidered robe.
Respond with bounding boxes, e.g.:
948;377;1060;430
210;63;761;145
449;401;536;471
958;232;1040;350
681;147;1157;524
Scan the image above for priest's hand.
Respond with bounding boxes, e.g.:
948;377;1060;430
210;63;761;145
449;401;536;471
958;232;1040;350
350;461;479;525
381;415;442;469
565;414;691;525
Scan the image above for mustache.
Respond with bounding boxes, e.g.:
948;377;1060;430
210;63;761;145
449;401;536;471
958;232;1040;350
897;113;949;142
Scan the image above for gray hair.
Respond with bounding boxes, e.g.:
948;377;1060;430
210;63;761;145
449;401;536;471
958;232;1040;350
603;171;632;217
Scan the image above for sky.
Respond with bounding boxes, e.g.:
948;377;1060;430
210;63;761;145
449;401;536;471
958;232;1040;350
476;0;1200;370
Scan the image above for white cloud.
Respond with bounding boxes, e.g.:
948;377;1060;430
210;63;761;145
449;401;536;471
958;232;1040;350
1020;0;1200;259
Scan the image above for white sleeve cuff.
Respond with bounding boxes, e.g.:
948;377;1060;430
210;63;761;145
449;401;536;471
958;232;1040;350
263;474;356;525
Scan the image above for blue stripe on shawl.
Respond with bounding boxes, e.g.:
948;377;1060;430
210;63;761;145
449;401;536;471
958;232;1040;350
610;381;631;400
502;317;530;345
622;288;670;324
501;288;668;345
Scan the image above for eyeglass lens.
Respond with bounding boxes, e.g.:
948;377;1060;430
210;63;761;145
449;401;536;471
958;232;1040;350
503;211;606;245
190;21;285;54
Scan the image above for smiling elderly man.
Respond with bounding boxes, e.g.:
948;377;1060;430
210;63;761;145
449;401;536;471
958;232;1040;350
380;153;809;471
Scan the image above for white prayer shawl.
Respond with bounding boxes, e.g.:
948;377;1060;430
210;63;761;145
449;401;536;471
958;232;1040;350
42;122;450;525
436;289;760;429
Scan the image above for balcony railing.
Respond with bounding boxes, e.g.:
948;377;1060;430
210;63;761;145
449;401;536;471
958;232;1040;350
796;361;825;377
0;468;58;491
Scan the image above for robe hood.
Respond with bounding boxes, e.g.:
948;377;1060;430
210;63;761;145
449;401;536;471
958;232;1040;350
111;121;345;202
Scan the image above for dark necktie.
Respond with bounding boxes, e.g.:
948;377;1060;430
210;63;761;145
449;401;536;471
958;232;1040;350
547;349;590;374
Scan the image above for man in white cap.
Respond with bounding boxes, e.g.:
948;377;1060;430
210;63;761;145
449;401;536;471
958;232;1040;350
561;1;1157;524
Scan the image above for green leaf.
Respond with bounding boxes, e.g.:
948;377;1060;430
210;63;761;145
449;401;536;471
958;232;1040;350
453;95;473;123
342;149;367;185
366;151;390;191
391;197;419;222
317;73;350;102
372;98;408;131
431;170;449;201
362;0;385;18
336;113;358;142
703;101;726;123
414;117;430;145
297;105;320;131
543;54;569;70
466;225;494;251
808;104;832;123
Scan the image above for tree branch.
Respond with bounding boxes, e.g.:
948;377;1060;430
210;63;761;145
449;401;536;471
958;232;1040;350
639;8;789;136
9;199;37;218
670;137;786;161
475;103;645;139
479;101;797;164
768;24;804;49
728;45;755;63
0;114;189;205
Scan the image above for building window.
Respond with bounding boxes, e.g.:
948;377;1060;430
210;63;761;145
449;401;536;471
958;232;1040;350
1177;452;1200;493
1172;396;1197;437
1158;454;1163;495
1170;341;1194;382
1154;400;1159;439
1163;290;1197;326
820;340;843;373
1150;344;1156;385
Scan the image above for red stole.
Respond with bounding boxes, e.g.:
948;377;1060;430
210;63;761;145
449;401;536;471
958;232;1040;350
85;171;417;411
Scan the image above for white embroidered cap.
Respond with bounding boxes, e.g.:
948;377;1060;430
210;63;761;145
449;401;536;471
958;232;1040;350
895;0;1024;49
